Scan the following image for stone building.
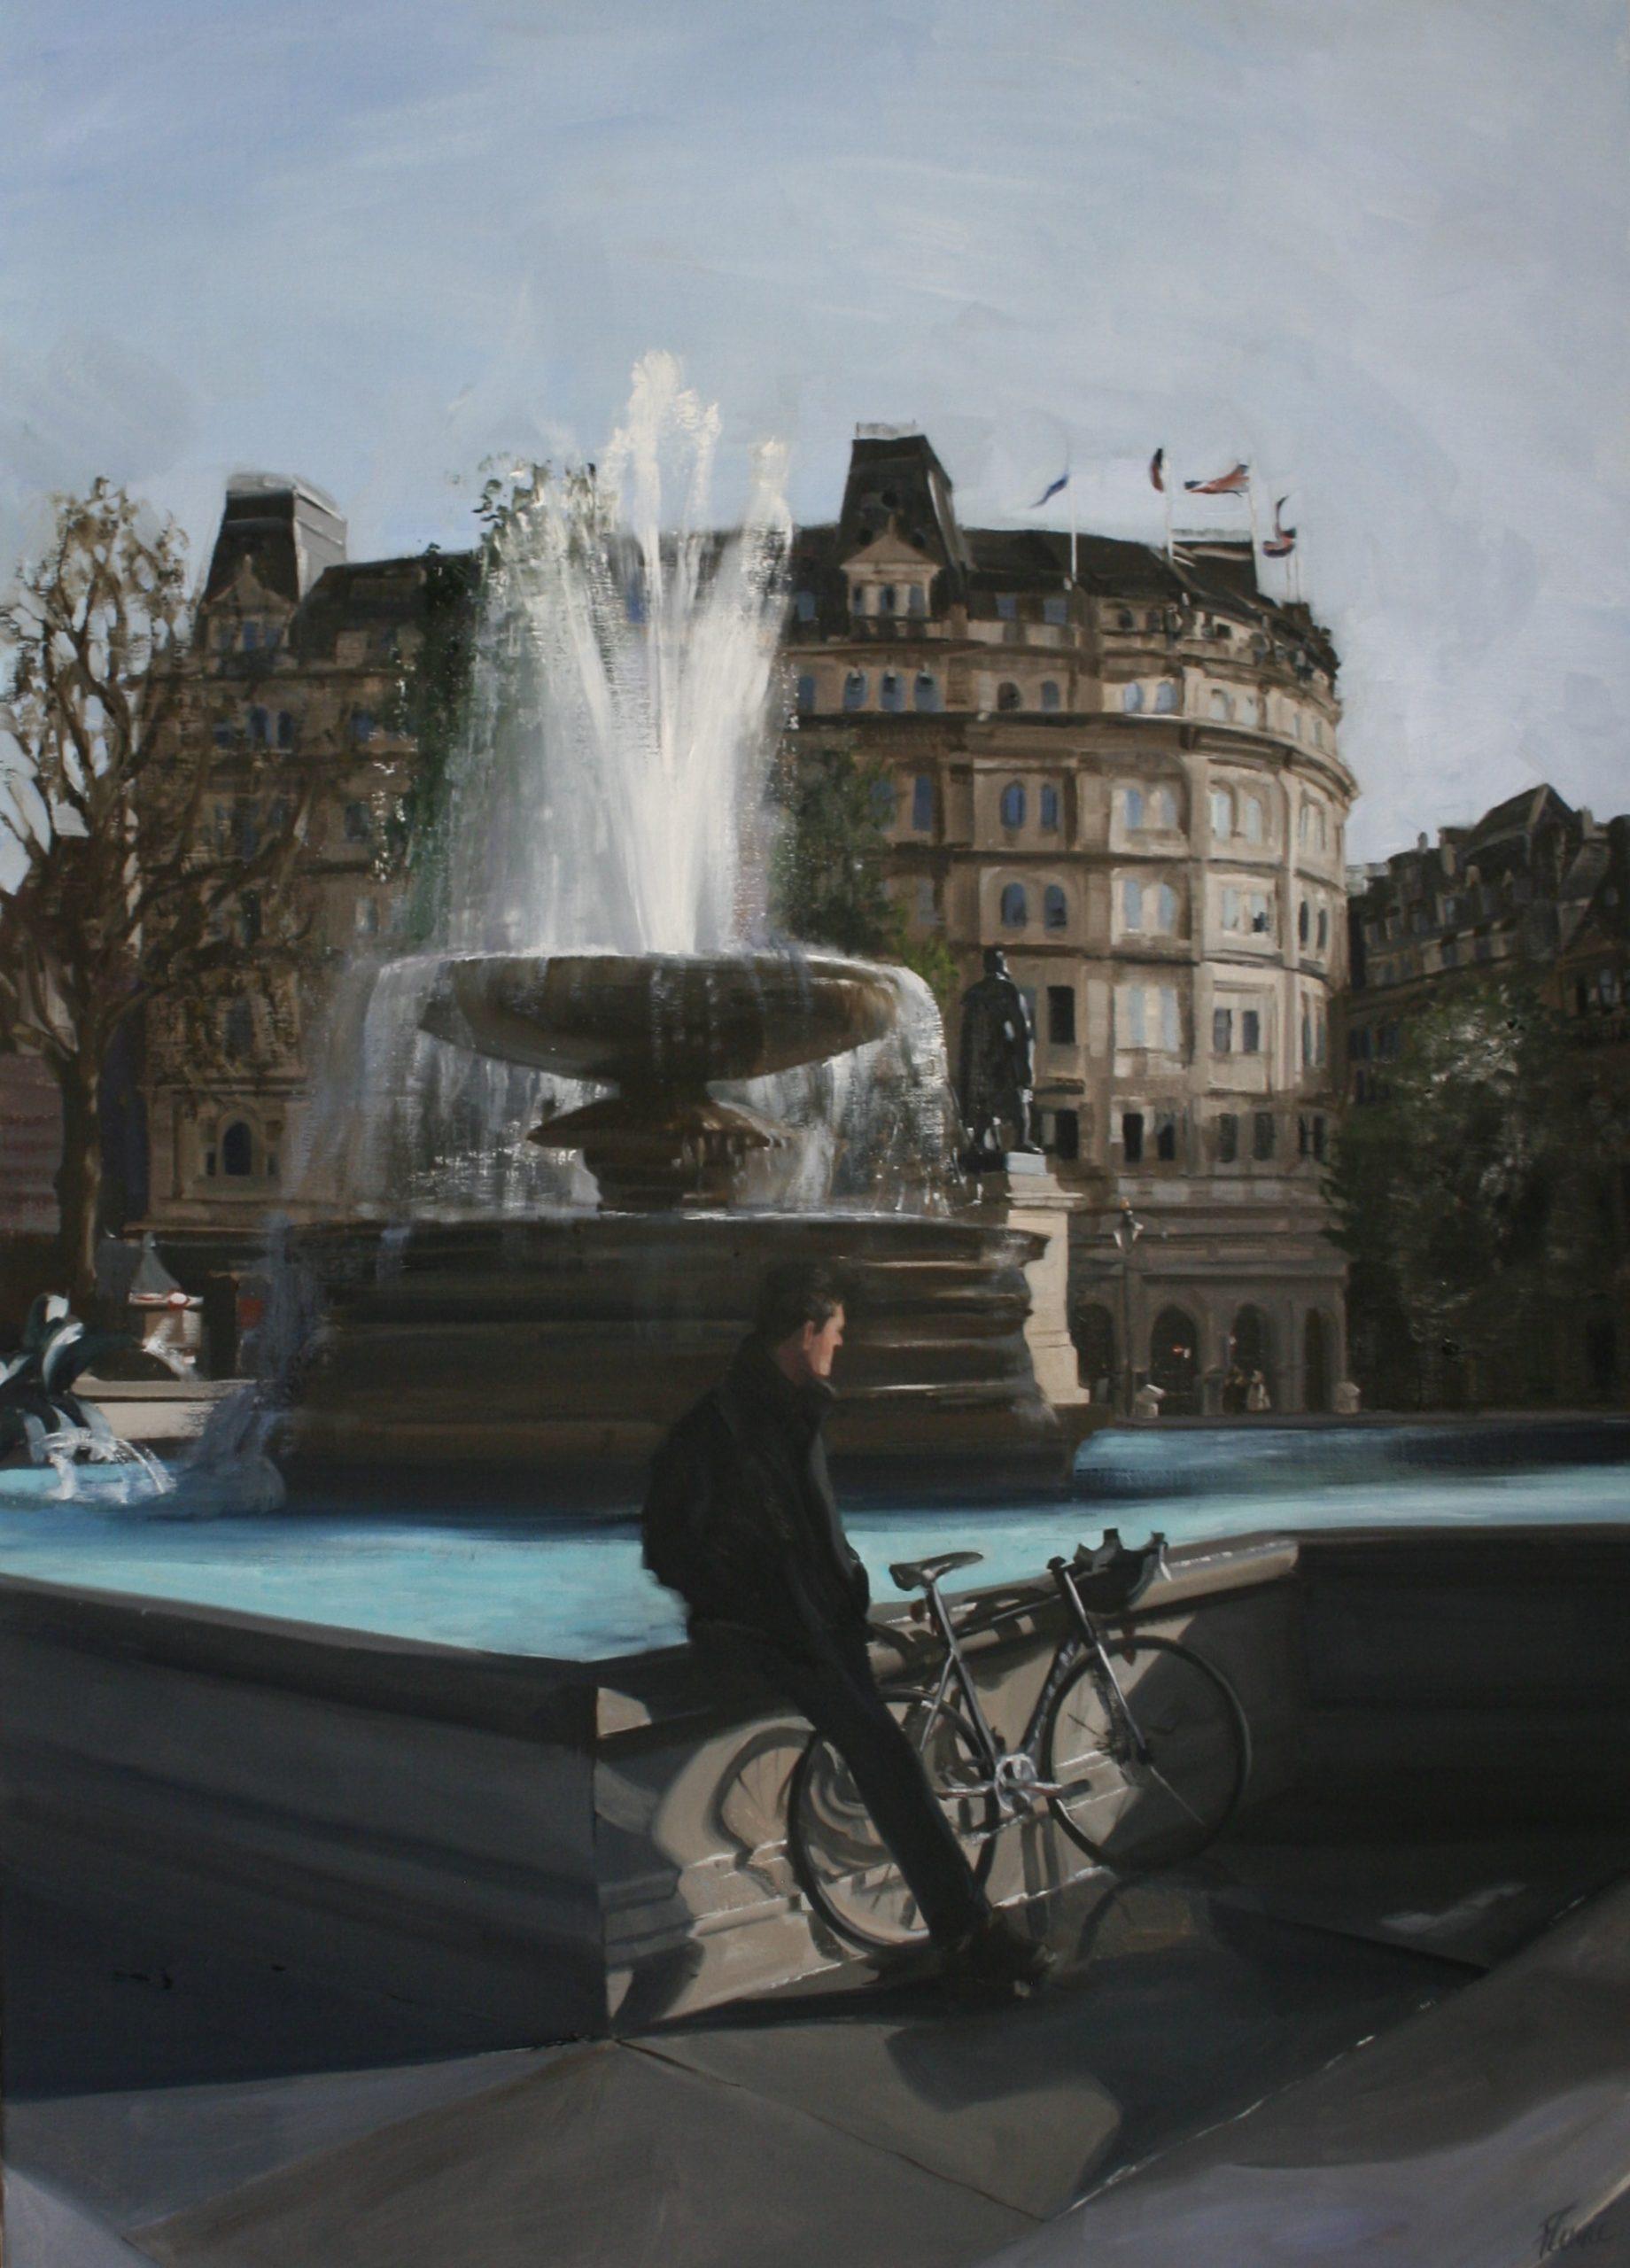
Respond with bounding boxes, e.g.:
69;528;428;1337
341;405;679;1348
139;442;1354;1410
786;431;1354;1413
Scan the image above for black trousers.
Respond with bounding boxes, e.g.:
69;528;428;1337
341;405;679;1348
694;1617;990;1946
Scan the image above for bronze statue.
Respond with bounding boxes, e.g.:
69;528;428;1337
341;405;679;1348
957;947;1037;1163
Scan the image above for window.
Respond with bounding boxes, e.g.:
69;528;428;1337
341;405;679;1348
1120;986;1146;1047
1213;1007;1233;1054
915;879;936;925
1116;609;1135;631
1222;886;1239;932
996;594;1019;622
1153;787;1179;829
1253;1110;1276;1161
1044;596;1068;627
850;585;867;614
1299;898;1310;945
243;619;261;652
1039;783;1060;831
1040;680;1061;711
879;585;896;614
1000;882;1028;928
1312;1114;1328;1161
213;723;233;750
1155;1113;1177;1162
796;673;817;714
1160;988;1181;1052
880;671;905;712
911;774;935;832
1249;893;1270;935
1122;682;1145;713
1044;884;1067;931
1210;689;1234;722
223;999;254;1060
351;711;376;744
795;590;817;622
1122;1111;1145;1163
343;801;371;843
247;707;269;747
1051;1108;1079;1161
1000;782;1027;827
843;671;867;711
870;777;897;826
1122;879;1144;931
1241;795;1263;843
1301;1005;1313;1068
908;585;928;617
276;711;295;750
1155;883;1178;933
913;672;940;712
1218;1113;1238;1163
1047;985;1075;1044
1242;1008;1261;1053
1316;907;1329;952
1154;680;1178;713
1209;788;1232;837
997;681;1022;712
1124;787;1145;830
221;1121;254;1177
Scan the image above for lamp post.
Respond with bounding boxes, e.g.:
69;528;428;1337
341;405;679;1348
1112;1199;1144;1417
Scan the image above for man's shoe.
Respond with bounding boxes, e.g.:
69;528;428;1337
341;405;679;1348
942;1913;1055;1994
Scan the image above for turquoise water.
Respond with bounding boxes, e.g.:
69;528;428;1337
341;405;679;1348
0;1426;1627;1661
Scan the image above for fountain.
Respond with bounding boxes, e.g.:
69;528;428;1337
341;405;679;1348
280;354;1064;1501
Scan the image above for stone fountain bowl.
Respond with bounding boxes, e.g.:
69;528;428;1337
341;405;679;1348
417;950;898;1088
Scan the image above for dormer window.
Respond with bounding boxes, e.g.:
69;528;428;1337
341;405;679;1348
879;585;896;614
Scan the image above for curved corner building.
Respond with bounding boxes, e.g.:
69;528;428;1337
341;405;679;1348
786;429;1354;1416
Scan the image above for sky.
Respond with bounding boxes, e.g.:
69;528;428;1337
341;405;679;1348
4;0;1626;859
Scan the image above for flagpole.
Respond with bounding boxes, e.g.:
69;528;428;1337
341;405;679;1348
1069;470;1077;586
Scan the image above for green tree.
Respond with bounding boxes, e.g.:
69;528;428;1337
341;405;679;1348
1327;975;1608;1406
770;737;959;1011
0;481;312;1305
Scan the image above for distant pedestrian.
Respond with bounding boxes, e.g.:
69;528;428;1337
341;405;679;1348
1133;1379;1166;1419
1246;1371;1271;1414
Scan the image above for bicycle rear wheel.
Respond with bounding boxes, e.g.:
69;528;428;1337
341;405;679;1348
1043;1636;1250;1870
788;1686;998;1951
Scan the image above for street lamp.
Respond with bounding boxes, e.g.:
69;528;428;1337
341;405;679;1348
1112;1199;1144;1417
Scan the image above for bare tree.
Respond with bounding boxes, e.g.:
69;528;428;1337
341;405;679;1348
0;480;314;1305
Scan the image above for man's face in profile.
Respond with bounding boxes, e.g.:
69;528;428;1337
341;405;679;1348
799;1304;845;1382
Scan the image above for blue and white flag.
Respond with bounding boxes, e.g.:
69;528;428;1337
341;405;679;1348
1031;469;1070;509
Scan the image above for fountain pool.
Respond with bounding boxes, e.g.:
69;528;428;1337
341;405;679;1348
3;1425;1626;1662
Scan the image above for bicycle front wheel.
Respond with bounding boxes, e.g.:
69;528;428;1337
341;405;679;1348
1043;1636;1250;1871
788;1686;998;1951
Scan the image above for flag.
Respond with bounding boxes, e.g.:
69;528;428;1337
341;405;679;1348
1261;494;1296;558
1031;469;1069;509
1149;447;1165;493
1183;461;1250;496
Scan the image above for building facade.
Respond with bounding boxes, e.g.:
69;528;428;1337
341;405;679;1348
786;431;1354;1413
142;439;1354;1410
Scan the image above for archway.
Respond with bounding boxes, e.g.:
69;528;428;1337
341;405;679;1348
1227;1305;1273;1413
1150;1307;1199;1415
1071;1303;1116;1402
221;1121;255;1178
1303;1309;1331;1413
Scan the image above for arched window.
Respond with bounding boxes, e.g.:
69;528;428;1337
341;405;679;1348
221;1121;254;1177
1122;878;1144;930
842;671;867;711
1000;882;1028;928
1156;883;1178;932
1154;680;1178;713
276;711;295;750
1040;680;1061;711
880;671;905;712
796;673;817;714
1044;884;1067;930
1210;689;1234;722
1242;795;1263;843
1000;782;1027;828
1209;788;1233;838
247;707;269;747
1124;787;1145;830
1153;787;1179;829
1150;1307;1200;1414
913;672;940;712
1317;906;1329;951
1122;682;1145;713
1039;784;1060;831
997;680;1022;712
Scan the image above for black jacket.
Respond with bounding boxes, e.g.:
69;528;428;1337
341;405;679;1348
641;1335;871;1654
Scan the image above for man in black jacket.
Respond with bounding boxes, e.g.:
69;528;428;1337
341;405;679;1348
642;1260;1051;1990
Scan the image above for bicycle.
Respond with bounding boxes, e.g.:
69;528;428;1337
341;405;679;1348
788;1531;1252;1952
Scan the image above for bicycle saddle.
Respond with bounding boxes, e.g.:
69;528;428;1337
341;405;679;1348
890;1550;984;1592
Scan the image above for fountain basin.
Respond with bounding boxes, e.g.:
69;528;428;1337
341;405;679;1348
281;1210;1067;1504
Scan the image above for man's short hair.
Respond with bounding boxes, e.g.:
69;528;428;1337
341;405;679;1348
754;1261;847;1347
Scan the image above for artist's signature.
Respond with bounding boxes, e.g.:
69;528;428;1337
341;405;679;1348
1538;2207;1613;2259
